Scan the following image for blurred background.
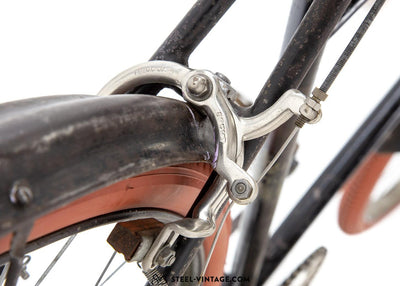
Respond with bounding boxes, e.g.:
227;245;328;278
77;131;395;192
1;0;400;285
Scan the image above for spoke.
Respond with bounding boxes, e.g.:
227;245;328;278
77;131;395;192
98;261;126;286
197;201;233;286
279;247;327;286
95;251;117;286
35;234;77;286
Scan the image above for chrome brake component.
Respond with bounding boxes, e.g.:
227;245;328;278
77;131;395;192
100;61;324;271
180;69;314;205
295;87;327;127
181;69;257;205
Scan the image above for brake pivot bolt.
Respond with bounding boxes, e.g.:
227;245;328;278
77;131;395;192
9;181;33;206
235;182;246;194
187;74;212;101
231;179;253;200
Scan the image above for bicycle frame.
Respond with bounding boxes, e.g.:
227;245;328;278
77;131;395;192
1;0;399;285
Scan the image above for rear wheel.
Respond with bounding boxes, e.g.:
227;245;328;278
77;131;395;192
0;163;230;285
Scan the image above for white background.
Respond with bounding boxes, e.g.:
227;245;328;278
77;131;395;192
1;1;400;285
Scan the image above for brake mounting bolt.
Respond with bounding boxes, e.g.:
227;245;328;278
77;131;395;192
235;183;246;194
187;74;212;101
231;179;253;200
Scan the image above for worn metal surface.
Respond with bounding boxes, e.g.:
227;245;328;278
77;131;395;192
0;94;216;237
258;76;400;283
133;0;235;95
150;0;235;66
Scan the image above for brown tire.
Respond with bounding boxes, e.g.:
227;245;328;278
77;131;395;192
339;152;395;234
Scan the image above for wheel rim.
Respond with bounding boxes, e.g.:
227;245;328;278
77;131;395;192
0;163;230;285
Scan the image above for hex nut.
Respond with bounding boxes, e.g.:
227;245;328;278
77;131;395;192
187;74;212;101
312;87;328;102
231;179;253;200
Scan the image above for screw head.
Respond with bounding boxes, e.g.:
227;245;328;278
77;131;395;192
234;182;247;194
187;74;212;101
10;181;33;206
155;246;176;268
231;179;253;200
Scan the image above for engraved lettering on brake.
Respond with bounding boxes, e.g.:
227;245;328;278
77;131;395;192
133;65;181;76
216;112;226;143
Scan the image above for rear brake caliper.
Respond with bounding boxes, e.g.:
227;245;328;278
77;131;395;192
99;61;323;271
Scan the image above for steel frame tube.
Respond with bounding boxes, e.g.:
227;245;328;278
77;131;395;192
150;0;235;66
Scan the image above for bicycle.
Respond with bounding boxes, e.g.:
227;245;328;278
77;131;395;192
0;0;400;286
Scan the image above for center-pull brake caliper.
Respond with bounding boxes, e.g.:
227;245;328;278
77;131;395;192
99;61;323;271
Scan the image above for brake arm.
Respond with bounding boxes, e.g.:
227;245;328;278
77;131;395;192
99;61;322;271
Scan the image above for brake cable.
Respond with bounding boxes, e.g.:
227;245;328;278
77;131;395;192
257;0;387;182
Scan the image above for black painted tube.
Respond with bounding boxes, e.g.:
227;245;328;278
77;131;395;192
258;77;400;284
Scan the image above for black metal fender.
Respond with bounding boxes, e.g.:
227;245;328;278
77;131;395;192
0;94;216;236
